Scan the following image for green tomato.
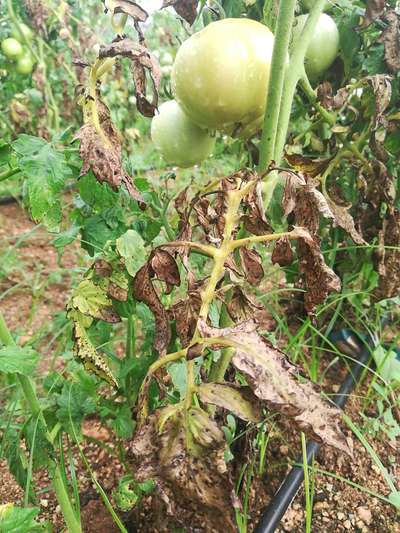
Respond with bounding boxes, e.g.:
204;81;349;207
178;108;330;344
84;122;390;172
293;13;339;81
1;38;24;59
11;23;34;42
151;100;215;168
172;18;274;132
15;54;34;74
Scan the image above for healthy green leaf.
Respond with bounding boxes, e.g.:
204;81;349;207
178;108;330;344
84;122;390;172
0;346;39;376
12;135;72;231
116;229;147;277
0;504;43;533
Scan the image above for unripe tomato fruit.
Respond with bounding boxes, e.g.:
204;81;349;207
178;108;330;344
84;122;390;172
172;18;274;132
11;23;33;42
16;54;34;74
293;13;339;81
151;100;215;168
1;38;24;59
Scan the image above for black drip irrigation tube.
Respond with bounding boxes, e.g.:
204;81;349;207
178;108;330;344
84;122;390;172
254;329;379;533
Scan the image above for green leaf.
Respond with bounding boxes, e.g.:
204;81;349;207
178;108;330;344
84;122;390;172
197;382;261;422
116;229;147;277
0;346;39;376
0;504;43;533
388;491;400;510
22;416;52;470
12;135;72;231
338;12;361;77
70;279;110;318
113;404;135;439
56;382;97;435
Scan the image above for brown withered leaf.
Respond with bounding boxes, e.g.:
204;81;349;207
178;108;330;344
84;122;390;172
272;236;294;266
151;249;180;294
73;108;142;202
239;247;264;286
162;0;199;25
198;320;352;455
366;75;392;130
242;178;272;236
107;281;128;301
103;0;148;22
169;291;201;347
327;199;366;245
285;153;334;179
317;82;349;111
381;10;400;73
93;259;113;277
294;188;341;314
359;0;385;28
100;38;161;117
133;264;170;355
197;383;261;423
128;410;237;531
374;208;400;300
228;287;262;323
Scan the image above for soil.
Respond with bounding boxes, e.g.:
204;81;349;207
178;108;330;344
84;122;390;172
0;202;399;533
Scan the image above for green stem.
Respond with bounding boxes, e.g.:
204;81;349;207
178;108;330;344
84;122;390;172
262;0;328;206
0;312;82;533
125;314;135;404
208;301;234;383
0;167;21;182
258;0;297;171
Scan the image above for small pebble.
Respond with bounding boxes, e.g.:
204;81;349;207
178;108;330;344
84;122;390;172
344;519;351;530
40;499;48;508
357;506;372;525
337;512;345;520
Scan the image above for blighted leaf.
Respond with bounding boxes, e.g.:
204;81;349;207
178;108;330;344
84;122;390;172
169;291;201;347
272;236;294;266
326;199;366;245
366;75;392;130
128;411;236;531
100;38;161;117
69;279;120;323
162;0;199;25
285;153;333;179
374;209;400;300
103;0;148;22
133;264;170;355
198;320;352;455
294;187;341;314
74;101;142;201
72;317;118;387
359;0;385;28
151;249;180;293
197;383;261;423
239;247;264;286
242;177;272;237
381;11;400;73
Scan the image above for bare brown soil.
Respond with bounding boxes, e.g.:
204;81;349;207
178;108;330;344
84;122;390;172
0;202;399;532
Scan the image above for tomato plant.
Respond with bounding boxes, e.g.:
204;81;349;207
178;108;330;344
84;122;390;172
1;37;24;59
0;1;399;532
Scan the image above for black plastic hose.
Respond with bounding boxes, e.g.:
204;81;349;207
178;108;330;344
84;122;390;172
254;331;375;533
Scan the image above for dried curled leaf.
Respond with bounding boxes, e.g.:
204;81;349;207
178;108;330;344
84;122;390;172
100;38;161;117
103;0;148;22
272;237;294;267
162;0;199;25
366;75;392;130
151;249;180;294
285;153;334;179
359;0;385;28
326;199;366;245
198;320;352;455
374;209;400;300
128;410;237;531
381;10;400;73
197;383;261;423
169;291;201;347
133;263;170;356
74;98;142;202
239;247;264;286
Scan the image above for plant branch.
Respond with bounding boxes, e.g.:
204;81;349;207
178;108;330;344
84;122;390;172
0;167;21;182
230;229;301;250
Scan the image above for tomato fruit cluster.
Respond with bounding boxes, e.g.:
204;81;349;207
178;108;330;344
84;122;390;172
1;23;35;75
151;15;339;168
